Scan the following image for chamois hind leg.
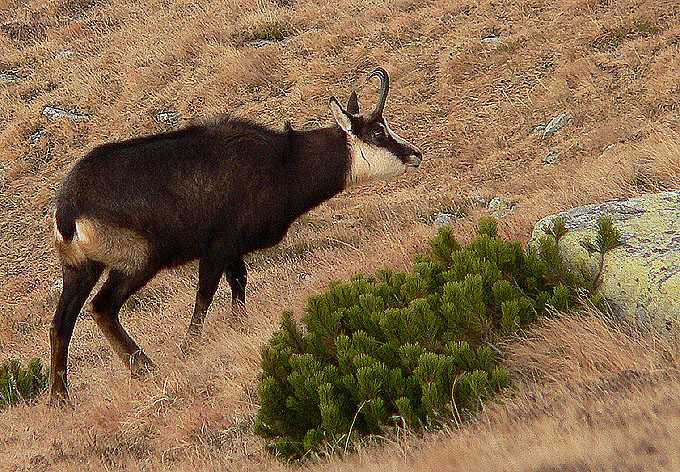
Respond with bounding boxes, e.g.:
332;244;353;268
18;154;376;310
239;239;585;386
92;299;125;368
50;261;104;405
91;269;157;378
184;256;224;341
225;256;247;318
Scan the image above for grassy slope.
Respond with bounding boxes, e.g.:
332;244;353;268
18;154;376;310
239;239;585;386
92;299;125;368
319;312;680;472
0;0;679;470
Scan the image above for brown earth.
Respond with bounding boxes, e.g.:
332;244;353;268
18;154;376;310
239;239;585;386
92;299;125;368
1;0;679;470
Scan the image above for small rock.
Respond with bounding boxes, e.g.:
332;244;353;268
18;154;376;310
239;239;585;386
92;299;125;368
0;71;21;83
603;144;615;153
55;49;74;59
541;112;572;138
543;150;560;165
481;35;501;44
488;196;518;219
29;127;46;145
42;106;90;122
154;111;181;127
433;213;455;226
297;272;312;283
533;124;546;134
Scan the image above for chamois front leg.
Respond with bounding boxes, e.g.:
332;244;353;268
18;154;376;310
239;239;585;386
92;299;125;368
184;256;224;342
225;256;247;318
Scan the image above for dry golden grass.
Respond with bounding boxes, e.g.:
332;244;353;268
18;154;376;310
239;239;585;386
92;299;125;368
306;312;680;472
1;0;679;470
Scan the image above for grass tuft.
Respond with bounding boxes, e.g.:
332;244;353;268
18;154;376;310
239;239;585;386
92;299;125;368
0;358;49;410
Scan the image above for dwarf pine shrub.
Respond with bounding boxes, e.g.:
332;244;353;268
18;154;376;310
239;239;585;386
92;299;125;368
0;357;48;410
580;216;623;292
255;217;591;459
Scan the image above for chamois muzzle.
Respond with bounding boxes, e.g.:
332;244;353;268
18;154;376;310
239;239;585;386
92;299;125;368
404;149;423;168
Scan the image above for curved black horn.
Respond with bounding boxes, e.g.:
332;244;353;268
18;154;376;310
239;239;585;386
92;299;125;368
367;67;390;118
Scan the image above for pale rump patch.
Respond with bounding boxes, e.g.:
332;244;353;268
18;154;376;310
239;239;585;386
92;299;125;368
345;135;406;186
54;217;149;273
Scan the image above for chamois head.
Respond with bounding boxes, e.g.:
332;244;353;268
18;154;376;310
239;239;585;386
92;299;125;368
329;67;423;186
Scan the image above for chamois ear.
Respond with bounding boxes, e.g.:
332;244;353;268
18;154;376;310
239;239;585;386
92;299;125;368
330;97;353;133
346;90;360;115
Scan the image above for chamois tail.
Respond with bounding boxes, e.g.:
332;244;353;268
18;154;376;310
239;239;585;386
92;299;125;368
55;200;78;242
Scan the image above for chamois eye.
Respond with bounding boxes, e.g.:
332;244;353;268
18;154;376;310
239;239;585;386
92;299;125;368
372;127;386;140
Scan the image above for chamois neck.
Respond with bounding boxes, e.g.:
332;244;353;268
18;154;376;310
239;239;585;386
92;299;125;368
283;125;350;216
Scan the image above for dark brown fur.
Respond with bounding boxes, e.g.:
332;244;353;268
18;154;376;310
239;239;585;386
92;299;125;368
49;67;422;404
57;119;350;261
50;117;352;403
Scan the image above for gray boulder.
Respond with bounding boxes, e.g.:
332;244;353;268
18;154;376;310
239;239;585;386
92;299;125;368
532;192;680;329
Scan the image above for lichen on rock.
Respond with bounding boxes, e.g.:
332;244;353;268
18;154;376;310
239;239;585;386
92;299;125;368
532;191;680;329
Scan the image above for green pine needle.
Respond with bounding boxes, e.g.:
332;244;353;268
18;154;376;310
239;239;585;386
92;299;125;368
256;215;613;460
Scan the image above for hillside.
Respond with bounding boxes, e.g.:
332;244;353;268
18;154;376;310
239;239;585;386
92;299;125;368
1;0;679;470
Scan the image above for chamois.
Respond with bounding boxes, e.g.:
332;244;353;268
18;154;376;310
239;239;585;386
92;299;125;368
49;67;422;404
